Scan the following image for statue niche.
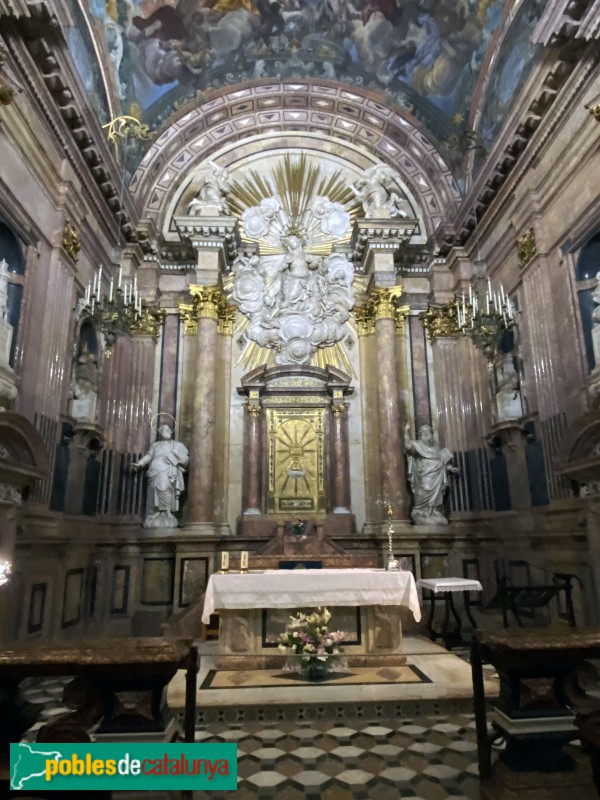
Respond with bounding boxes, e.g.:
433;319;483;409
71;321;99;426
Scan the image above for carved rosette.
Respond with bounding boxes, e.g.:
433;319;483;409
419;300;462;340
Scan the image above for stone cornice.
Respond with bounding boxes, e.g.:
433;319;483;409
1;2;138;243
439;41;595;258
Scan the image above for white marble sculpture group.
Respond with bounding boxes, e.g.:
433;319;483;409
232;195;355;365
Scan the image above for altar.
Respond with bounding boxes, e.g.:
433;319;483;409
202;569;421;669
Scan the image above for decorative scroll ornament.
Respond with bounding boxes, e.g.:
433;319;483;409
227;154;360;366
419;300;462;340
63;220;81;262
102;115;152;144
517;227;537;267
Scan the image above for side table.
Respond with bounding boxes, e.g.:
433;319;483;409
417;577;482;649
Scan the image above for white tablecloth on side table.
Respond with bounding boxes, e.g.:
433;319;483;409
417;577;483;593
201;568;421;624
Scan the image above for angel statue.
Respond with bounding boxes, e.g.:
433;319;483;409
351;164;411;219
132;425;189;528
188;162;232;216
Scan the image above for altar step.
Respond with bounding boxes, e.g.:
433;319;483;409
167;636;499;727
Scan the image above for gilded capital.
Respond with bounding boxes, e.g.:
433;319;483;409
131;307;166;339
331;402;348;417
185;285;236;334
517;227;537;268
419;299;461;340
189;284;222;319
179;303;198;336
354;304;376;336
247;403;261;417
395;304;410;334
62;220;81;262
371;286;404;320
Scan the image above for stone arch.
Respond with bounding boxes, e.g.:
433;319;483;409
130;81;461;237
0;411;50;488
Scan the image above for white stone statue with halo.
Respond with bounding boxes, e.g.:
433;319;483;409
132;417;189;528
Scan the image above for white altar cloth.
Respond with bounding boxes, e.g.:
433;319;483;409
201;568;421;624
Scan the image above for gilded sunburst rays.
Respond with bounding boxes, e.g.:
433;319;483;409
275;419;317;499
228;153;360;254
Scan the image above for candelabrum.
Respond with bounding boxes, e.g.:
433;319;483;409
81;266;143;346
0;558;12;587
456;264;516;363
384;502;399;572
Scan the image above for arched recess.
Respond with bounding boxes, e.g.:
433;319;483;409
0;411;50;489
130;81;461;234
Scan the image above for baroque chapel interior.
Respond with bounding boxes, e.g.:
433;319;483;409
1;0;600;798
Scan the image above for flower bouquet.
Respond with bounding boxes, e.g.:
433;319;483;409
278;607;346;681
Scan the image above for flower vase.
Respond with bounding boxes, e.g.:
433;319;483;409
302;660;330;682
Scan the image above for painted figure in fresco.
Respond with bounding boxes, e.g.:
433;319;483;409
132;425;189;528
404;423;458;526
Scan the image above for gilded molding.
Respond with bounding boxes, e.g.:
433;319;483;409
62;220;81;262
131;307;166;339
419;299;461;340
517;227;537;267
247;404;261;417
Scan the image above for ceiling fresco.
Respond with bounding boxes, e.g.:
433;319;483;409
65;0;546;182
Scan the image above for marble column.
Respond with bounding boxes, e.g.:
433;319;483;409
373;289;408;520
243;402;262;515
185;287;222;525
330;402;351;513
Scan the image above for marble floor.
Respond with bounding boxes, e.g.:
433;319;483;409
17;638;501;799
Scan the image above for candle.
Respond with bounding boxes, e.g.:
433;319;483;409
118;267;122;289
240;551;249;571
220;552;229;572
468;284;473;305
487;278;492;299
109;277;114;303
98;266;103;295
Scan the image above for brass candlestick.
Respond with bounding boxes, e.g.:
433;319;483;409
385;502;399;571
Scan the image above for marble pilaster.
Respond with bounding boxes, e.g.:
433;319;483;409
243;402;262;514
330;402;351;513
373;289;408;520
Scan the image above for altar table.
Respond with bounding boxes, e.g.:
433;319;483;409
202;569;421;668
